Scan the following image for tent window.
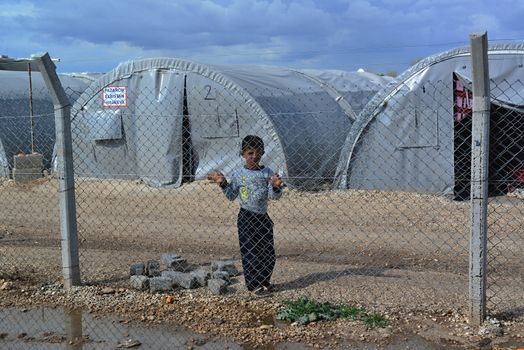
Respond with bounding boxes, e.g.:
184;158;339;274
89;109;123;141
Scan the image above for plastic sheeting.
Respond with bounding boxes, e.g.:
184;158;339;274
71;58;389;189
298;69;393;118
334;43;524;196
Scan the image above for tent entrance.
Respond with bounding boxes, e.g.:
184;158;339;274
182;75;196;184
489;104;524;196
453;73;524;199
453;116;472;200
453;73;473;200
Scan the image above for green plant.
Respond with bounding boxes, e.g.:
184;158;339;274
276;297;388;328
361;312;389;328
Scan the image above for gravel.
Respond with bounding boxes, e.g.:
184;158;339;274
0;277;522;349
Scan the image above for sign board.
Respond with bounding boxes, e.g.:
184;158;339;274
453;73;472;122
102;86;128;107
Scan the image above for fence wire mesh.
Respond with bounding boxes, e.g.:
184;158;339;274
0;72;523;348
0;86;62;283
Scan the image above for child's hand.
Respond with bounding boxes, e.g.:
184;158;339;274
207;170;225;185
271;173;283;188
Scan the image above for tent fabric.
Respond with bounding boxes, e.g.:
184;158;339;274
0;71;90;177
0;56;40;72
334;43;524;195
298;69;393;119
71;58;388;189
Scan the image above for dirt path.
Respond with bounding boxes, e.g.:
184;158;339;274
0;177;522;313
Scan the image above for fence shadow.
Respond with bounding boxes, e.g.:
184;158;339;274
492;306;524;320
276;267;386;292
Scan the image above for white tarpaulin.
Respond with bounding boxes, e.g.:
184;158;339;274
71;58;389;189
335;43;524;198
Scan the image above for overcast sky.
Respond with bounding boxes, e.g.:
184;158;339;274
1;0;522;74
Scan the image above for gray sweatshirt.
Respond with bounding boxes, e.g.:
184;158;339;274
221;166;283;214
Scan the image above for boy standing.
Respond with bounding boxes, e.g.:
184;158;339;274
208;135;284;297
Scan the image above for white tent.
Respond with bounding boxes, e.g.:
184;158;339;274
71;58;389;189
0;71;90;177
334;43;524;199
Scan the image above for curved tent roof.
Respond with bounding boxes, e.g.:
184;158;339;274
71;58;383;189
0;71;90;177
60;72;104;84
334;43;524;196
298;69;393;118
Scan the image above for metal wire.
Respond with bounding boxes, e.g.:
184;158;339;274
0;80;522;347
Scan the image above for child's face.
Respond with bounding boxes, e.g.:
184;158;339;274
241;147;263;169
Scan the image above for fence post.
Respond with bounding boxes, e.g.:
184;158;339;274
469;32;490;326
33;52;81;289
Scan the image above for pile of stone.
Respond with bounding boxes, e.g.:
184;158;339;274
129;253;240;295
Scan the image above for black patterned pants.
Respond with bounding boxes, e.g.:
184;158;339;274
237;208;275;291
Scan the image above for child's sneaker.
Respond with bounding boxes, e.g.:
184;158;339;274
262;283;276;292
252;287;272;298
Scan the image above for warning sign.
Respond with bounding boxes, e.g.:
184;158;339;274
102;86;128;107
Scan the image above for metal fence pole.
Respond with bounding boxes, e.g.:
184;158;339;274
33;52;81;289
469;32;490;326
27;63;35;153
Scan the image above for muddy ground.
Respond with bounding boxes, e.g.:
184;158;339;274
0;176;523;348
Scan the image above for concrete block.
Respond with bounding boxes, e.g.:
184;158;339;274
190;269;211;287
160;253;188;271
145;260;160;277
130;275;149;291
12;167;42;183
149;277;173;292
211;260;239;276
13;153;43;168
162;271;198;289
208;279;228;295
130;262;145;276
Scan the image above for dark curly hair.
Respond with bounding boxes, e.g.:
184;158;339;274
241;135;264;153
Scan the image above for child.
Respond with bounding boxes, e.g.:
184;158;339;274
208;135;284;297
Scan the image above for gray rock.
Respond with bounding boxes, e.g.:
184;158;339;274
211;271;231;283
130;275;149;291
130;262;145;276
211;260;239;276
162;271;198;289
479;323;504;337
149;277;173;292
160;253;188;271
190;269;211;287
145;260;161;277
208;278;228;295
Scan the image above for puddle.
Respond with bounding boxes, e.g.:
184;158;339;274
346;335;467;349
1;307;500;349
0;307;315;349
0;306;241;349
500;340;524;348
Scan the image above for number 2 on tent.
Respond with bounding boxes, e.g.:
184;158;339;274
204;85;215;100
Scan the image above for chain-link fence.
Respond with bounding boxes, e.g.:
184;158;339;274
486;78;524;316
1;56;523;348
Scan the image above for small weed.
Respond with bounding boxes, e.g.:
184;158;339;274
361;312;389;328
276;297;388;328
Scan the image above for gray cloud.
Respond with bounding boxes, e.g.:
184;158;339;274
1;0;523;73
